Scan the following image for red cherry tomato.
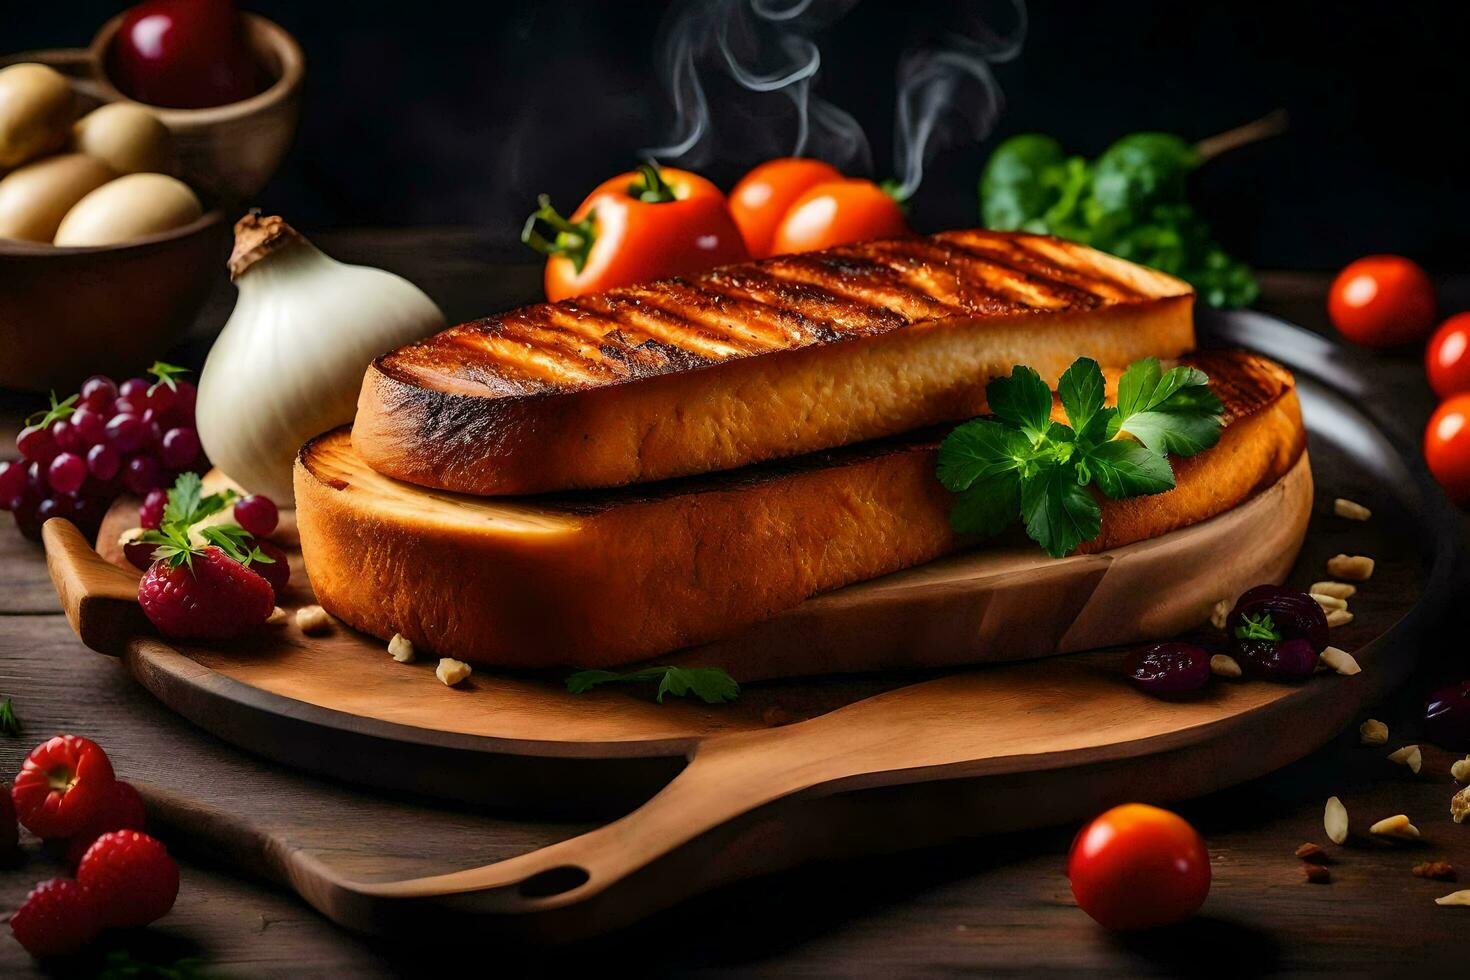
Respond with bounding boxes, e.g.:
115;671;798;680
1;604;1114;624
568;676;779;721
1067;803;1211;931
109;0;260;109
729;158;844;259
1327;255;1437;348
770;179;910;256
1426;313;1470;399
1425;393;1470;506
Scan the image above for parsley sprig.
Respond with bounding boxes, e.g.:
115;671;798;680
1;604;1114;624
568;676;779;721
0;697;20;736
937;356;1223;558
137;473;274;571
565;665;740;704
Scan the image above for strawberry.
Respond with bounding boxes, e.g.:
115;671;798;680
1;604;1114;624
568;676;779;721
11;735;117;839
77;830;179;929
65;780;146;866
138;547;275;640
9;878;100;958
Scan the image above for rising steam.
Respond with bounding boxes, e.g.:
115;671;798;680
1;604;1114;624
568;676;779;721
645;0;1027;198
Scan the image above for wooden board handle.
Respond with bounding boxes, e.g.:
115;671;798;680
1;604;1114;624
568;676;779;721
43;518;148;657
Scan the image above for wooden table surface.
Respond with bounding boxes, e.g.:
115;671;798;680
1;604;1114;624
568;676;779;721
2;233;1468;977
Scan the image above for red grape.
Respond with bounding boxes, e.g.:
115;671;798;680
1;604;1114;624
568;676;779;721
13;493;43;539
16;425;55;463
172;381;197;420
79;375;118;409
0;461;24;510
234;494;279;537
122;455;161;495
112;398;141;417
119;377;150;403
70;407;107;445
139;489;167;530
86;444;121;481
36;495;76;523
160;427;200;469
123;538;156;571
47;453;87;495
50;420;81;452
105;414;147;453
149;383;178;415
25;461;46;496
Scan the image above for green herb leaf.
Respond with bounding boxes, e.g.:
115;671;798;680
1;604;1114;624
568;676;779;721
146;360;191;395
25;390;79;429
1020;459;1101;559
198;524;272;567
1085;439;1176;499
936;418;1032;493
1115;359;1223;456
985;365;1054;443
0;697;20;736
1057;357;1105;436
1234;612;1281;642
565;665;740;704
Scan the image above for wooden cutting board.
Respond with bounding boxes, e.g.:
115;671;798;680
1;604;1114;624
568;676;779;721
38;313;1459;940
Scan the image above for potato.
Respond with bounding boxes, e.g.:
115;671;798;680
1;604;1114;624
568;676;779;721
71;103;174;176
0;153;115;242
54;172;202;246
0;64;74;169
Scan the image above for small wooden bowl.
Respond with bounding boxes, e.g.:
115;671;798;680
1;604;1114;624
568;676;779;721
6;12;304;201
0;211;229;392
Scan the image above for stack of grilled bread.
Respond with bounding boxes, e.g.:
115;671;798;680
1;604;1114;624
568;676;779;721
294;229;1310;677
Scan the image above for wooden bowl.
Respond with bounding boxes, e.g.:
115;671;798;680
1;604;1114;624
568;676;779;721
0;211;229;392
5;12;304;201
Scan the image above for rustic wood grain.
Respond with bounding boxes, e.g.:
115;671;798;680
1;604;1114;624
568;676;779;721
1;248;1467;976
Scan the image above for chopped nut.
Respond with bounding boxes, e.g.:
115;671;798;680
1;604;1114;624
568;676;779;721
1435;890;1470;906
1452;757;1470;783
436;657;472;687
1325;609;1355;629
1209;654;1243;678
1325;796;1349;844
1210;598;1231;630
1311;581;1357;600
1413;862;1457;882
265;606;288;626
1302;864;1331;884
1359;718;1389;745
1369;814;1421;840
1388;745;1423;774
1319;646;1361;675
1295;842;1330;863
295;605;331;634
1327;554;1375;580
1333;497;1372;521
1311;592;1349;612
1453;786;1470;824
388;633;415;663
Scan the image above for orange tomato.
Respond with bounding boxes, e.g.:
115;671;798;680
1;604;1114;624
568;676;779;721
1426;393;1470;506
1067;804;1211;931
1426;313;1470;399
1327;255;1437;347
524;164;748;302
729;157;844;258
770;178;910;256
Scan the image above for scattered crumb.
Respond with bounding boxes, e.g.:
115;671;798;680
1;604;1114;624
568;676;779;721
1302;864;1331;884
265;606;288;626
1326;609;1355;629
1325;797;1349;844
1452;786;1470;824
1296;842;1330;863
1311;592;1348;612
295;605;331;634
1327;554;1375;581
1311;581;1357;600
1320;646;1361;675
1435;890;1470;906
1369;814;1420;840
1388;745;1423;774
1210;598;1231;630
1413;862;1457;882
1360;719;1389;745
436;658;472;687
388;633;415;663
1210;654;1242;678
1334;497;1372;521
1451;757;1470;783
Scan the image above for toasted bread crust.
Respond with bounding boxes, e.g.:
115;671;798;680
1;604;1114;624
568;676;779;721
302;350;1304;669
355;230;1194;495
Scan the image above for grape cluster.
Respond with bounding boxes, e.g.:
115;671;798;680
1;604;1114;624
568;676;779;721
0;364;204;541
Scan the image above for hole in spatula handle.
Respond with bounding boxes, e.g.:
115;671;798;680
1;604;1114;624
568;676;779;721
517;865;591;899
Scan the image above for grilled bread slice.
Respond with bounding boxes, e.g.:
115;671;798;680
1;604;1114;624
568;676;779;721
300;350;1306;670
355;230;1195;495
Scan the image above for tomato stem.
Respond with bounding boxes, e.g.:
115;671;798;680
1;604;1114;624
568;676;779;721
878;177;912;212
521;195;597;274
628;162;678;204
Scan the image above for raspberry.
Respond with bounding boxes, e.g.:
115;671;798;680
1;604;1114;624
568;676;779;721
11;735;117;839
9;878;100;958
65;781;146;866
138;547;275;640
77;831;179;929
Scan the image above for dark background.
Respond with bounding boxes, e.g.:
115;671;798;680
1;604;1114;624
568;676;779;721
8;0;1469;269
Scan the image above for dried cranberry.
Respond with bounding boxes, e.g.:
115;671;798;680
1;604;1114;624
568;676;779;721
1237;636;1318;682
1227;585;1329;653
1425;680;1470;750
1124;642;1211;696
